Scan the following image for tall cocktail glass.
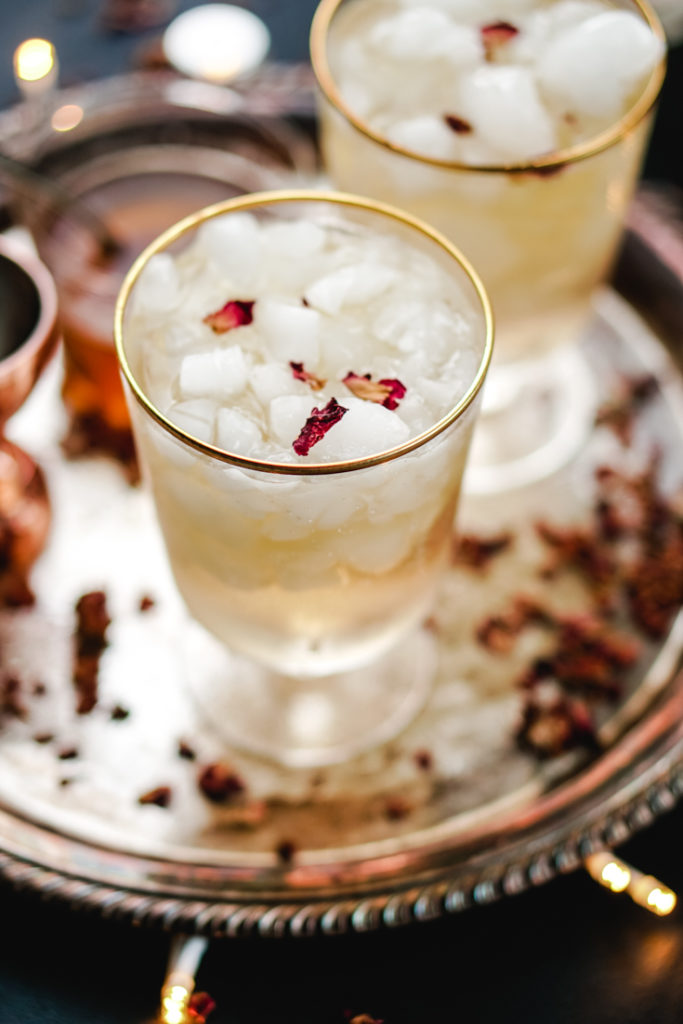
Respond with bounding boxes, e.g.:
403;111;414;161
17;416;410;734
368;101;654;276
115;191;493;766
311;0;666;491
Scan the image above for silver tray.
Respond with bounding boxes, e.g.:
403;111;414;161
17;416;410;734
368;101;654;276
1;279;683;937
2;64;683;933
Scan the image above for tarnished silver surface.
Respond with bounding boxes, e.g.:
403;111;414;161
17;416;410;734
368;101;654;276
0;286;683;935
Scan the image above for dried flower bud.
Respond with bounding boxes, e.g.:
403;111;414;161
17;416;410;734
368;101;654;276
203;299;255;334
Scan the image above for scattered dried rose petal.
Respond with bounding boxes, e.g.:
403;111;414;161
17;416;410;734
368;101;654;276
178;739;197;761
73;590;111;715
626;535;683;638
289;361;327;391
482;20;519;59
203;299;254;334
58;746;79;761
275;839;297;863
188;992;217;1024
444;114;473;134
292;398;348;456
385;796;413;820
138;786;172;808
0;676;27;721
72;654;100;716
414;749;433;771
519;614;640;700
595;374;658;445
476;596;553;654
535;521;617;610
110;704;130;721
75;591;110;650
198;762;245;803
58;777;73;788
455;531;513;570
139;594;155;612
33;732;54;744
343;372;406;411
61;412;139;484
516;693;595;759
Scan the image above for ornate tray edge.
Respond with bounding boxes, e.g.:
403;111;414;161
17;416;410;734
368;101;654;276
1;727;681;938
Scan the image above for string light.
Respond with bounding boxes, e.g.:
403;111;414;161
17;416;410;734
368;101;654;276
585;851;631;892
13;38;58;101
51;103;84;133
14;38;54;82
158;936;209;1024
160;980;192;1024
585;852;677;916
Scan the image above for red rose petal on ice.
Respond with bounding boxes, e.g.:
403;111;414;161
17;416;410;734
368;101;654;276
343;372;406;411
444;114;473;135
378;378;406;411
481;20;519;58
289;361;327;391
293;398;348;456
203;299;255;334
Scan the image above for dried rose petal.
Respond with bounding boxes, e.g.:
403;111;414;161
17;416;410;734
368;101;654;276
198;762;245;803
178;739;197;761
595;374;658;445
33;732;54;745
516;694;595;759
292;398;348;456
482;20;519;59
289;361;327;391
444;114;473;135
343;372;406;410
385;796;413;820
139;594;155;612
0;675;27;721
58;746;79;760
188;993;217;1024
455;531;513;570
110;704;130;721
378;378;407;411
414;749;433;771
75;591;110;649
275;839;297;863
138;785;172;808
476;596;553;653
203;299;255;334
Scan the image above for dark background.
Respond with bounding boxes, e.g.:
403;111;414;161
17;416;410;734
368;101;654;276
1;3;683;1022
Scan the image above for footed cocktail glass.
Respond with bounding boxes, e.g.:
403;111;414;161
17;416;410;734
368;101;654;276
311;0;666;491
115;191;493;766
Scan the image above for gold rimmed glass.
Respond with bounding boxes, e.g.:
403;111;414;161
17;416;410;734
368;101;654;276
115;190;493;767
311;0;666;492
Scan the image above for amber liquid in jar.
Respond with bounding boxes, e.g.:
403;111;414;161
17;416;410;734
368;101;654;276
43;171;236;437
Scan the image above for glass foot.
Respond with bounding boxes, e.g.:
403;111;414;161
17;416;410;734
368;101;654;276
183;622;438;768
465;345;598;495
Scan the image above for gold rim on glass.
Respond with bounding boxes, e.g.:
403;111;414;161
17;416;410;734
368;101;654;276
114;189;494;476
310;0;667;175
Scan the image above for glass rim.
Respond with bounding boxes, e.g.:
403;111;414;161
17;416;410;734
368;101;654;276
114;189;494;477
310;0;667;174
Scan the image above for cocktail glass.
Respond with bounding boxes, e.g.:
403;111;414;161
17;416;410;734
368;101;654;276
115;190;493;767
311;0;666;492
